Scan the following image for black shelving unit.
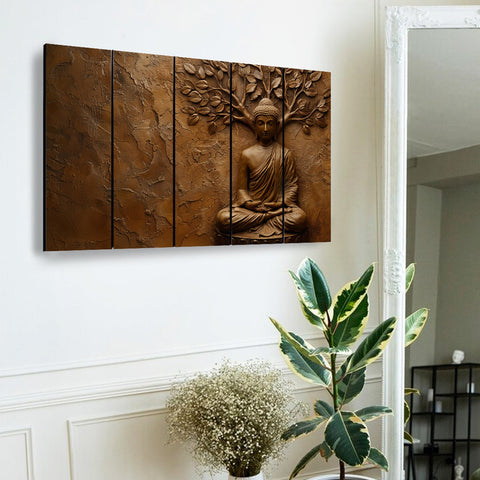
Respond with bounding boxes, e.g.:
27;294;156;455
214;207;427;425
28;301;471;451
407;363;480;480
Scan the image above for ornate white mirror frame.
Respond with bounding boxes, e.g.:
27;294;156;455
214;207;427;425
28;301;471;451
382;5;480;478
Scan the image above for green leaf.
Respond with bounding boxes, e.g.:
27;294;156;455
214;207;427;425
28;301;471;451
314;400;334;420
405;308;429;347
278;335;331;387
367;447;389;471
404;430;414;444
404;399;411;425
346;317;397;374
332;296;369;348
332;264;374;327
289;443;322;479
297;258;332;313
336;366;366;406
282;417;324;441
356;406;393;422
319;441;333;460
312;346;352;356
405;263;415;293
290;271;324;328
325;411;370;466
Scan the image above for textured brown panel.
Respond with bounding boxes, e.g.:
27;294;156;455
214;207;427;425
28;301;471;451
284;70;331;242
230;63;285;245
175;57;231;247
113;51;174;248
44;44;112;251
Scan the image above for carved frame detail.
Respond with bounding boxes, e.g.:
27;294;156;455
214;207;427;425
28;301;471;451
382;6;480;479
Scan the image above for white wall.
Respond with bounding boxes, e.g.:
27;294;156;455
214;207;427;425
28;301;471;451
13;0;480;479
435;181;480;364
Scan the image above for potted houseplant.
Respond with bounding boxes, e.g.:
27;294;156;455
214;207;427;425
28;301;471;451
270;258;396;480
166;360;301;479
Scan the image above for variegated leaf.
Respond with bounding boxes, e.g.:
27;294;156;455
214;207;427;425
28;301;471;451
404;430;414;444
314;400;334;420
297;258;332;313
319;441;333;460
355;406;392;422
336;366;366;406
367;447;389;471
325;411;370;466
270;318;328;369
332;295;369;348
405;308;429;347
312;346;352;356
405;388;419;396
289;443;322;479
346;317;396;374
404;399;411;425
289;271;324;328
282;417;324;441
405;263;415;293
279;336;331;387
332;264;374;327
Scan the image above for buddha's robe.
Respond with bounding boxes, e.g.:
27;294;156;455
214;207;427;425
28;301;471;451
217;142;306;237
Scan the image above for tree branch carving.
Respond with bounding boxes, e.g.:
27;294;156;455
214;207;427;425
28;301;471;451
178;60;330;136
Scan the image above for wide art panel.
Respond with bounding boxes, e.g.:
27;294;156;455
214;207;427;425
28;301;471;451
44;44;330;250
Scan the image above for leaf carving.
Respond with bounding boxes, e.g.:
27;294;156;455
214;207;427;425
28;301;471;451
246;83;257;93
271;77;282;89
184;63;195;75
197;66;206;79
187;114;199;125
208;122;218;135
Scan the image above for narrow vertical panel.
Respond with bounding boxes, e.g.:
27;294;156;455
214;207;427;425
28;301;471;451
113;51;174;248
230;63;285;245
283;69;331;242
44;44;112;251
175;57;231;247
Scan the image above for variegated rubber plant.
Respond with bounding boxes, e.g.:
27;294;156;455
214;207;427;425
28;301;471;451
270;258;396;480
403;264;429;443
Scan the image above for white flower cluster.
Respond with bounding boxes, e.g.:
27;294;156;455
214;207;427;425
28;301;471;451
166;360;299;477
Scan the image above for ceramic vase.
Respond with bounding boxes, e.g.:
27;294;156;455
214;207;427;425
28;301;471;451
307;474;375;480
228;472;264;480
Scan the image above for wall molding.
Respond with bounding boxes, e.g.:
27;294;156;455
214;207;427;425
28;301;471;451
0;427;35;480
68;409;167;480
67;408;380;480
0;327;377;379
0;331;323;378
0;364;382;413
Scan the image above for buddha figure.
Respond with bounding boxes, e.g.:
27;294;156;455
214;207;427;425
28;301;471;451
216;98;306;240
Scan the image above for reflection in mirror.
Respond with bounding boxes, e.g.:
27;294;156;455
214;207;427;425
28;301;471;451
405;29;480;480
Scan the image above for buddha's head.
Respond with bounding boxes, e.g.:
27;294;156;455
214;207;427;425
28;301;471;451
253;98;280;145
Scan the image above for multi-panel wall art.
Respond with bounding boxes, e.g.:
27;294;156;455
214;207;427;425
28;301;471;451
44;44;331;250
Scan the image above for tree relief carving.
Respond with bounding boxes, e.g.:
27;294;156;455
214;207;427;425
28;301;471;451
177;61;330;135
177;60;331;244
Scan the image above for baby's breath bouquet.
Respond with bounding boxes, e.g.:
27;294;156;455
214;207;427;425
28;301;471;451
166;360;299;478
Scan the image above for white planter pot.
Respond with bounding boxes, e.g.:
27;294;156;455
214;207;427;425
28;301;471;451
307;475;374;480
228;473;264;480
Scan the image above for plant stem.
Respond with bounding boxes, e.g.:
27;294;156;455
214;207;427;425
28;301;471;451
339;460;345;480
331;353;338;411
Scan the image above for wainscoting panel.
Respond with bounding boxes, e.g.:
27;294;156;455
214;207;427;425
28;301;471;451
0;428;34;480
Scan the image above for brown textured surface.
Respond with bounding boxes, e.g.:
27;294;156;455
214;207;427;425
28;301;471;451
231;62;285;244
113;51;174;248
175;57;231;247
284;70;331;242
45;44;112;250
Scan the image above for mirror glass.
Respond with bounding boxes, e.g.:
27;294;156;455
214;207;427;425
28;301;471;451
405;28;480;479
